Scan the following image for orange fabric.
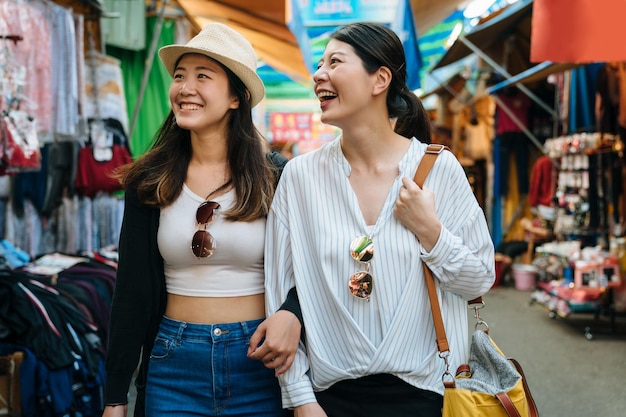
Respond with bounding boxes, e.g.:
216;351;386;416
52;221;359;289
531;0;626;63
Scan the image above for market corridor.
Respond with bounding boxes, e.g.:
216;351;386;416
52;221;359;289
469;286;626;417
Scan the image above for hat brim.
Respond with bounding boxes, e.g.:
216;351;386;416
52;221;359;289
158;45;265;108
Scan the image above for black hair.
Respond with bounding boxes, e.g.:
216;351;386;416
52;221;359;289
330;22;432;142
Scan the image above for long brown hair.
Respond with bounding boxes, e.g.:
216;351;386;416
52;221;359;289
117;61;275;222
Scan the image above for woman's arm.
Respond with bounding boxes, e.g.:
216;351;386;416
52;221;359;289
279;286;302;323
104;188;156;405
247;290;302;376
395;150;495;299
248;152;303;374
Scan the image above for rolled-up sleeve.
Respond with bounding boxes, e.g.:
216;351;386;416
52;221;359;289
419;151;495;299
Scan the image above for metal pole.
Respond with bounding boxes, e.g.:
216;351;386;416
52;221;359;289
457;36;558;120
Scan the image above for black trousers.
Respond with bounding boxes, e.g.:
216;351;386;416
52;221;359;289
496;240;529;259
315;374;443;417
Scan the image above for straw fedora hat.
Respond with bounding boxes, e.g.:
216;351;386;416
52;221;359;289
158;22;265;107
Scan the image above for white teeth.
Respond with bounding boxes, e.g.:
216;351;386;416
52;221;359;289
181;103;201;110
317;91;337;100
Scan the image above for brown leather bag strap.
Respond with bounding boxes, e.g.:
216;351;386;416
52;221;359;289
422;263;449;352
413;144;482;354
416;145;536;416
414;144;451;353
413;144;446;187
495;360;540;417
509;358;539;417
495;392;523;417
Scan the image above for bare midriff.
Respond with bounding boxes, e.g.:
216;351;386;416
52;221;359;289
165;293;266;324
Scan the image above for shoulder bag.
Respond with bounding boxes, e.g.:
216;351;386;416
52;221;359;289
414;144;539;417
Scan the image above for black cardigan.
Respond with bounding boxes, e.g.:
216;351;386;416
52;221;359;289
103;152;301;414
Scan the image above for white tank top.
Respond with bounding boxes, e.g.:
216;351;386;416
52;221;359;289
157;184;265;297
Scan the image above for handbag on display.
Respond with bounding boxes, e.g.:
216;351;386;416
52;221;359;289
0;109;41;174
74;119;133;198
74;143;132;198
463;100;495;160
463;120;491;160
413;145;539;417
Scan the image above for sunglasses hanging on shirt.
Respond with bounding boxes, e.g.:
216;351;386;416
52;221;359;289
349;235;374;301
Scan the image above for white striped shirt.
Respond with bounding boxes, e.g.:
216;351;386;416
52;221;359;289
265;138;495;408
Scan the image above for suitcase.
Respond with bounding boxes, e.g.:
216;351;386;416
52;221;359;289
0;351;23;417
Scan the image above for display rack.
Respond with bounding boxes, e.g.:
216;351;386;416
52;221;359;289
530;133;625;339
531;279;621;340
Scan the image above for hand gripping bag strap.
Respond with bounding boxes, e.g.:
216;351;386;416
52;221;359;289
413;144;482;354
414;145;539;417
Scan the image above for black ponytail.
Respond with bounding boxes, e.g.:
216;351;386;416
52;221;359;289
393;89;432;143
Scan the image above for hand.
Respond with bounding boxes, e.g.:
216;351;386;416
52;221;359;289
520;217;532;230
394;177;441;251
102;404;128;417
294;402;328;417
247;310;301;375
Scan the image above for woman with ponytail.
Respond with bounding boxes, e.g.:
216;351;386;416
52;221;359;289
261;22;494;417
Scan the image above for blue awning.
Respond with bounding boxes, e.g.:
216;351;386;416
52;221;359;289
431;0;533;71
486;61;579;93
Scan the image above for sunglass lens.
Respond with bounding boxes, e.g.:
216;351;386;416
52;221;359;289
349;271;373;299
350;236;374;262
196;201;220;224
192;230;216;258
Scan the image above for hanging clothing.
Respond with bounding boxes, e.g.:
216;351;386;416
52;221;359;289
495;90;532;196
612;62;626;129
495;90;531;135
83;53;129;133
0;0;53;133
595;63;621;134
528;155;556;208
498;131;530;196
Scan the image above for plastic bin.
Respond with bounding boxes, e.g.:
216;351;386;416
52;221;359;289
512;264;538;291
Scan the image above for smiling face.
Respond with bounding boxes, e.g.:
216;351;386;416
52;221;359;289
169;53;240;135
313;39;379;129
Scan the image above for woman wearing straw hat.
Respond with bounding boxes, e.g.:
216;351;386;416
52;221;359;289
102;23;300;417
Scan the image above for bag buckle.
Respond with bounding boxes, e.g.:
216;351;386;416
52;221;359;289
439;350;455;386
468;300;489;332
425;144;446;154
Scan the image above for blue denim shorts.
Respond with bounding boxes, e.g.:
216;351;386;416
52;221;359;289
145;316;289;416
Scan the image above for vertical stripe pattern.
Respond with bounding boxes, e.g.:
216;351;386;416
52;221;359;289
265;138;495;408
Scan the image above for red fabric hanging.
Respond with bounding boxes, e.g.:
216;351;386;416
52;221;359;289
528;154;555;208
531;0;626;63
74;145;132;198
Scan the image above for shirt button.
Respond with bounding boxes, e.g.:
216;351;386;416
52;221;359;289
213;328;222;336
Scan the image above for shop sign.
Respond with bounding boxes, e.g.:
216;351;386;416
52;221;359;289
270;112;313;143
